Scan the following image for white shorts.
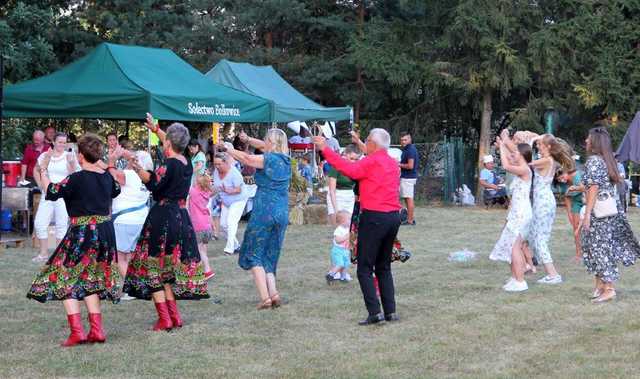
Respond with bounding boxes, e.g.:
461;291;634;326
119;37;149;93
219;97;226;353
326;189;356;215
400;178;417;198
114;223;144;253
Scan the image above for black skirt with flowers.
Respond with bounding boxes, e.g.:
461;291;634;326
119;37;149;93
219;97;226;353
123;199;209;300
27;215;120;303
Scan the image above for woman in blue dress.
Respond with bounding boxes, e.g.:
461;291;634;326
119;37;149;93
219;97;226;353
221;129;291;309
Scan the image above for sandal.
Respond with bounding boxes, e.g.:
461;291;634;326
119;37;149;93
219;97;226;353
592;288;616;303
256;298;272;310
270;292;282;308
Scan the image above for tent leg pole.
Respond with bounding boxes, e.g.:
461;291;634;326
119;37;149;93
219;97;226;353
0;55;4;242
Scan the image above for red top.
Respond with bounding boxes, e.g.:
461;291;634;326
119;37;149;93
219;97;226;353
20;143;50;178
322;147;401;212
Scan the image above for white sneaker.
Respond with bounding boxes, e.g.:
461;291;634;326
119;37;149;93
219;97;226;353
120;294;135;301
503;277;515;285
503;280;528;292
332;272;341;280
341;273;353;282
537;275;563;284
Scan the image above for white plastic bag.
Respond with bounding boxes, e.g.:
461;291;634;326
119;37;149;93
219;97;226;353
460;184;475;206
448;248;477;262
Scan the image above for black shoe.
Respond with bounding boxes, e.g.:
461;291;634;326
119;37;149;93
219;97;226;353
325;273;336;285
384;313;400;322
398;251;412;263
358;313;385;326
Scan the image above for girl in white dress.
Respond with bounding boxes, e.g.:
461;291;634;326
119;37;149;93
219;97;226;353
489;131;533;292
527;135;574;283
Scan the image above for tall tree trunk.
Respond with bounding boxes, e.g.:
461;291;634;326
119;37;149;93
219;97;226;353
476;89;493;201
264;31;273;49
354;0;365;126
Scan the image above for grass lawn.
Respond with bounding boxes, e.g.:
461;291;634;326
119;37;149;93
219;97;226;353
2;206;640;378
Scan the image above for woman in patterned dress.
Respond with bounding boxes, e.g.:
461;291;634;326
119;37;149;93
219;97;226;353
581;127;640;303
124;113;209;331
526;134;574;284
27;134;121;347
221;129;290;309
489;132;533;292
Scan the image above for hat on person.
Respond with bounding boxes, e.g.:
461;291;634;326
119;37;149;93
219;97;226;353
482;155;494;164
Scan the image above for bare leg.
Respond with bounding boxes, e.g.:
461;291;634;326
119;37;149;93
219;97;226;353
62;298;81;315
251;267;269;301
328;213;336;226
84;294;101;314
570;213;582;261
116;252;130;278
266;273;278;297
543;262;559;277
522;242;536;273
37;238;49;258
212;217;220;239
163;284;175;301
152;289;166;303
511;240;526;282
198;243;211;273
404;197;415;223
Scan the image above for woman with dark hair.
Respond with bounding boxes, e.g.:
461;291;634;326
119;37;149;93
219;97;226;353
581;127;640;303
489;132;533;292
124;113;209;331
27;134;121;347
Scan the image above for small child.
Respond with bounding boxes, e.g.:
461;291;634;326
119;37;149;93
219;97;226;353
298;155;314;196
326;211;352;284
188;174;216;281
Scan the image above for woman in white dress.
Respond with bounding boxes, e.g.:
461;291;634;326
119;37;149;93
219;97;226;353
511;132;574;284
32;133;80;262
489;131;533;292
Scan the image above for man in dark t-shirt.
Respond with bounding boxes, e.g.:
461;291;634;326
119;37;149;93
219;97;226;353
399;132;419;225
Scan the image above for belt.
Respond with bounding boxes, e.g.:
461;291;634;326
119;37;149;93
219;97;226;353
361;209;400;215
70;215;111;226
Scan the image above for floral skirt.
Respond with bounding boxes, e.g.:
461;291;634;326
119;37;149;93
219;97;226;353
123;202;209;300
27;215;120;303
581;213;640;282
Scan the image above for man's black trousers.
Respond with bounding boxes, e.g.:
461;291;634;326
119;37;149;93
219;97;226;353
356;210;401;316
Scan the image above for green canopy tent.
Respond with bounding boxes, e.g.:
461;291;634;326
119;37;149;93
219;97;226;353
205;59;352;123
3;43;273;122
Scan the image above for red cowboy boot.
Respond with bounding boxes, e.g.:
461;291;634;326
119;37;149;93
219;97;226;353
61;313;87;347
166;300;183;328
86;313;106;343
152;302;173;331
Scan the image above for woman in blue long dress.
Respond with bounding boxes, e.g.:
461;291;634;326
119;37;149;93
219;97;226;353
221;129;291;309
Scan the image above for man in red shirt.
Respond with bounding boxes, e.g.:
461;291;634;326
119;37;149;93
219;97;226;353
20;130;50;185
313;129;401;325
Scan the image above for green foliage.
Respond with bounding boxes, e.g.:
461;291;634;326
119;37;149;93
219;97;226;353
2;0;640;155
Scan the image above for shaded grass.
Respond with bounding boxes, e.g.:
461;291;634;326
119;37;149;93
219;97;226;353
2;207;640;378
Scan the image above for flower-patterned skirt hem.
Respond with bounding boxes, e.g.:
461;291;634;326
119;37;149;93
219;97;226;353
26;223;120;303
582;213;640;283
123;204;209;300
124;254;209;300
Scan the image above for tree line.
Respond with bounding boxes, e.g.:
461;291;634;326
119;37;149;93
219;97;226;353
2;1;640;165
